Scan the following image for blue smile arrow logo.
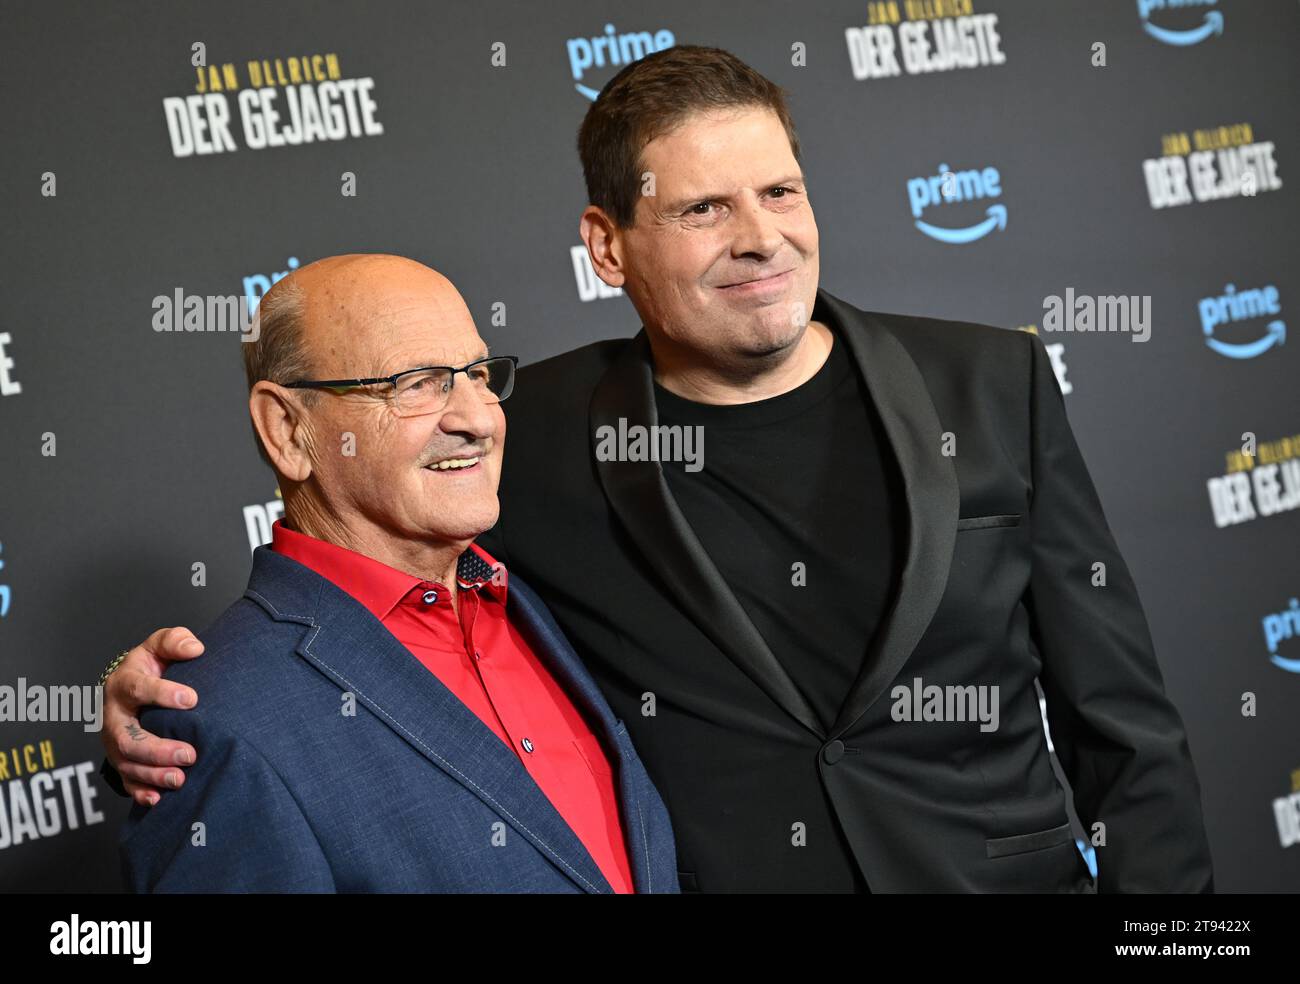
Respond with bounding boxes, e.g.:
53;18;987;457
1270;651;1300;673
1142;9;1224;46
1205;319;1286;359
915;204;1007;244
0;543;8;618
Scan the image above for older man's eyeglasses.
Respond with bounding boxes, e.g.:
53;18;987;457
283;356;518;417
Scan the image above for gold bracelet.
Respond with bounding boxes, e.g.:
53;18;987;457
98;649;131;687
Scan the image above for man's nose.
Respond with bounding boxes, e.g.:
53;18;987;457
437;374;498;439
730;195;784;258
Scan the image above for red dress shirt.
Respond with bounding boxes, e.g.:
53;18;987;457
270;519;634;893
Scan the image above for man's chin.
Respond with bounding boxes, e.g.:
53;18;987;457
431;507;500;546
735;318;806;360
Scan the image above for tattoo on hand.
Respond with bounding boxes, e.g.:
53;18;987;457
126;720;147;741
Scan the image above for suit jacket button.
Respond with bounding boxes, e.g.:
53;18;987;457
822;740;845;765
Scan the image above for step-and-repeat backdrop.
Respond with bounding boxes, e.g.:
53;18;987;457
2;0;1297;892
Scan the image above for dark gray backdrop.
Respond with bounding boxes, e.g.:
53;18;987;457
2;0;1297;892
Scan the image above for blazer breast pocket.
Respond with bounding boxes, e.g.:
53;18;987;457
986;820;1073;859
956;513;1022;531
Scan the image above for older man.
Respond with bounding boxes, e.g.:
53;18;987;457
104;46;1212;893
116;254;677;892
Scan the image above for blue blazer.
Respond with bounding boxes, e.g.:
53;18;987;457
119;546;679;893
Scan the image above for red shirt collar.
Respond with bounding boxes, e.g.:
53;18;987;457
269;519;507;621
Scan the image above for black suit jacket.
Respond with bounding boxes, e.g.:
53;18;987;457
479;287;1214;892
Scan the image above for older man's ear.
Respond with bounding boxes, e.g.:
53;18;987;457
249;381;315;483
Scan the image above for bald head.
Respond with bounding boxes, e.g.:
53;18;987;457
246;253;470;393
292;255;471;376
243;251;507;574
242;254;478;467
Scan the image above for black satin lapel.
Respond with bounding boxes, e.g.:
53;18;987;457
819;292;960;737
589;332;824;738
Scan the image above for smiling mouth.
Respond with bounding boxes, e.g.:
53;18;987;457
719;269;795;289
423;456;483;472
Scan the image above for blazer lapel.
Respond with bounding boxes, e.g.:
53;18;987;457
246;549;613;894
815;290;960;738
589;332;824;739
505;574;660;894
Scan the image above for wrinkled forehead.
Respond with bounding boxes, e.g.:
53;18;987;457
304;278;485;377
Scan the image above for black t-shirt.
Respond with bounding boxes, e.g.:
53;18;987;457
653;333;905;892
